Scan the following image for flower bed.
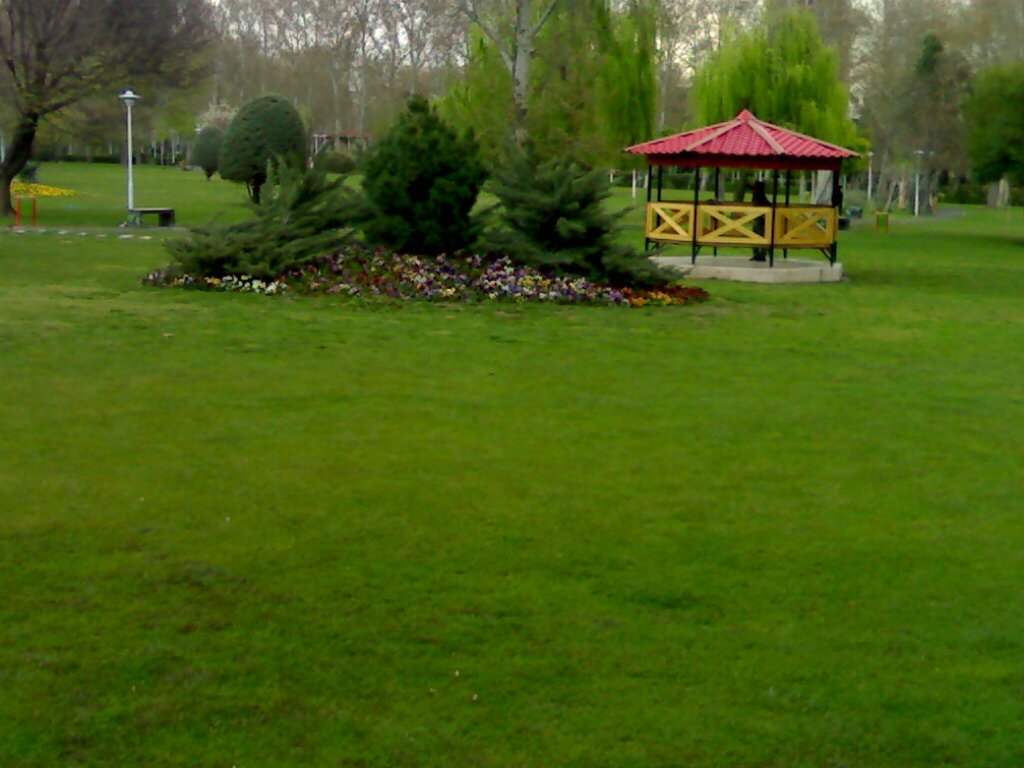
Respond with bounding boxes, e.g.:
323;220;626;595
145;246;709;307
11;181;78;198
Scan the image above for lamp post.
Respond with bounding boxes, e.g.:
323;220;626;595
867;151;874;202
914;149;924;217
119;90;141;216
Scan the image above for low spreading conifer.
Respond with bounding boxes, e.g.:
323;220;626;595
486;145;673;288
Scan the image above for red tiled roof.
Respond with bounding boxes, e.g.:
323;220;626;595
627;110;858;163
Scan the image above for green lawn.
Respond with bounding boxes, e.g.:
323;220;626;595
2;167;1024;766
19;161;252;228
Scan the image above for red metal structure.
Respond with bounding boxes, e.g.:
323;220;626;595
626;110;859;266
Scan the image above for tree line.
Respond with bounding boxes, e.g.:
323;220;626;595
2;0;1023;215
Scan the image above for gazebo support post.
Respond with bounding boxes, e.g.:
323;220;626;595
769;170;779;267
713;167;721;257
830;168;840;265
784;170;791;260
657;166;664;203
644;165;653;252
692;166;701;264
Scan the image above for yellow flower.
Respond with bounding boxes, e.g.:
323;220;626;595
10;181;78;198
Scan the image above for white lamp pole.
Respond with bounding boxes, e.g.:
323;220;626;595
867;151;874;202
119;90;141;214
914;149;924;217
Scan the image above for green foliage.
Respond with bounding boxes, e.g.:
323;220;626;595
194;126;223;180
219;94;307;202
692;9;858;147
16;162;39;182
165;165;363;279
361;96;487;256
313;150;357;175
486;145;673;288
438;31;514;166
441;0;658;168
965;63;1024;185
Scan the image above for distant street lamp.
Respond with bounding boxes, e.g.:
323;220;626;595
914;149;925;217
867;151;874;202
119;89;141;216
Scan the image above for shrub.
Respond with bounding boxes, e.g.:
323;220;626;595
313;150;356;175
164;165;365;280
219;94;307;203
361;95;487;255
16;162;39;183
486;145;674;288
194;126;224;180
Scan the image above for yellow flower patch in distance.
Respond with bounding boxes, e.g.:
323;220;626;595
11;181;78;198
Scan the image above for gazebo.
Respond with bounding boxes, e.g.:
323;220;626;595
626;110;859;267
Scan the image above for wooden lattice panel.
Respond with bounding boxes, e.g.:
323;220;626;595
699;205;772;246
773;207;836;248
646;203;695;242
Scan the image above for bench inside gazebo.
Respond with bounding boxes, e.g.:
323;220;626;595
626;110;859;267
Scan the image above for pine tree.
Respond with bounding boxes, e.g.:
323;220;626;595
361;96;487;256
486;145;673;288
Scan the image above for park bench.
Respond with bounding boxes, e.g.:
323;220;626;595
128;207;176;227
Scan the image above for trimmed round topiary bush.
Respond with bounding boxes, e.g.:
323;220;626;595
219;94;307;202
361;95;486;256
194;125;223;180
313;150;357;175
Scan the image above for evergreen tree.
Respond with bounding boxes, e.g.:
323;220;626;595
219;94;307;203
166;165;364;280
361;96;487;256
194;126;223;180
486;144;673;288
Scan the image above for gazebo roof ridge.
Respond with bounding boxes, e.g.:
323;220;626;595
626;110;859;168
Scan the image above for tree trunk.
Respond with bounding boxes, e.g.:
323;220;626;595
0;113;40;216
511;2;533;141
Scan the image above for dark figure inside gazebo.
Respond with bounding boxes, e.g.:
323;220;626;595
626;110;859;267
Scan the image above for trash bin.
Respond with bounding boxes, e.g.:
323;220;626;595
874;211;890;233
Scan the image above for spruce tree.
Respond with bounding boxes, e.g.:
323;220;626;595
486;145;673;288
361;96;486;256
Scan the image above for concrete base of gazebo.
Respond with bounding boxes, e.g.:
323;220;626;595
654;255;843;284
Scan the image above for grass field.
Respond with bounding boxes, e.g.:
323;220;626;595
2;165;1024;766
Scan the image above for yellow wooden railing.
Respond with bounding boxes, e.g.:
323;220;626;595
700;204;772;246
772;205;836;248
646;202;695;242
645;202;836;250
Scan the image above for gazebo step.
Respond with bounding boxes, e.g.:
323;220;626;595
654;255;843;284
